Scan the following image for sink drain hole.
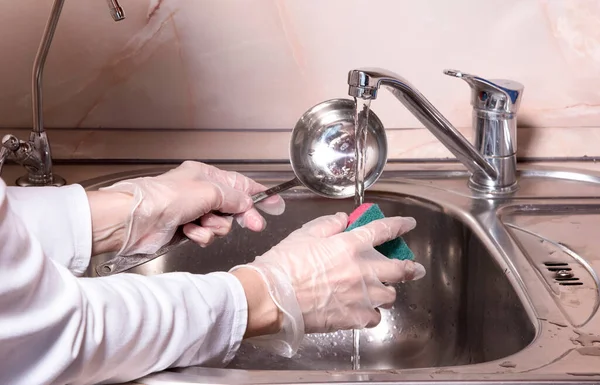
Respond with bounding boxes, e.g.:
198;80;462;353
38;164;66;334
543;262;583;285
547;267;572;272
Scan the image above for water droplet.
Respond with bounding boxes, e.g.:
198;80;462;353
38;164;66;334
409;304;417;310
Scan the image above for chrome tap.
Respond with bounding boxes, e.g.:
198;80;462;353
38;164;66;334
347;68;524;194
0;0;125;186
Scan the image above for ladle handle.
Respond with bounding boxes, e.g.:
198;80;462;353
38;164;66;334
251;178;300;204
95;178;301;276
212;178;300;217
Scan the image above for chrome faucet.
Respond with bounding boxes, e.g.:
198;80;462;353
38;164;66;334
347;68;524;194
0;0;125;186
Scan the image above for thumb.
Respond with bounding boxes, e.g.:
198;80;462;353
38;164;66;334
192;181;254;217
294;212;348;238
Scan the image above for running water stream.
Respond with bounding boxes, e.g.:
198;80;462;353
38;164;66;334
352;98;372;369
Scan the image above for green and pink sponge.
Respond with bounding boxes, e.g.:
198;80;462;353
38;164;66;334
345;203;415;261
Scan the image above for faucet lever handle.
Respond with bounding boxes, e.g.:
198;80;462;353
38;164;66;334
0;135;19;174
2;134;21;152
443;69;524;114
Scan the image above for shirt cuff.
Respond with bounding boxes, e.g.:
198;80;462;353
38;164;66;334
205;271;248;364
5;184;92;275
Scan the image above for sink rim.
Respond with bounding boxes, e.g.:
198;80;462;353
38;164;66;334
77;162;600;188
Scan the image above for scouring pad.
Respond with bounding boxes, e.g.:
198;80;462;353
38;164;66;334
345;203;414;261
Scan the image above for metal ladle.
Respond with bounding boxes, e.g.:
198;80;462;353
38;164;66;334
96;98;388;276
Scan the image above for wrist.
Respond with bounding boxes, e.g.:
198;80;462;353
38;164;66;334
87;190;134;255
230;267;282;338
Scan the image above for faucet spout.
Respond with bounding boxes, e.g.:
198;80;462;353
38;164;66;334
106;0;125;21
347;68;523;194
33;0;125;137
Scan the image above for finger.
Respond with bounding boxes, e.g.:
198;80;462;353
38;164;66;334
398;260;426;281
183;223;215;247
335;216;417;252
255;195;286;216
364;308;383;329
204;166;286;216
377;259;426;283
366;280;397;309
235;208;267;232
197;181;253;216
295;212;348;238
200;213;233;237
360;248;426;284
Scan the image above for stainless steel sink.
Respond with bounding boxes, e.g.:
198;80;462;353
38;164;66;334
78;163;600;384
86;191;534;371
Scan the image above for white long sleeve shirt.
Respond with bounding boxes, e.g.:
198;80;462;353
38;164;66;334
0;178;248;385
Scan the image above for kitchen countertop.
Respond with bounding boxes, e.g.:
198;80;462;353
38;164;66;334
4;160;600;385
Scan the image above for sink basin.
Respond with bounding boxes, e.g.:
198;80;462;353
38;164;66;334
86;191;534;371
77;163;600;383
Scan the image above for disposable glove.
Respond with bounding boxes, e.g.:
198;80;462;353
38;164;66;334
230;212;426;357
100;161;285;256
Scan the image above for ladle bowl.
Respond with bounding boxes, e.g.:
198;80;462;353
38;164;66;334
285;97;387;198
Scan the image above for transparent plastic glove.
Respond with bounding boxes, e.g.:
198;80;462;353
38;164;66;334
230;212;426;357
100;161;285;255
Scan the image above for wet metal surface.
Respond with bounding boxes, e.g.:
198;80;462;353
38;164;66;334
75;163;600;384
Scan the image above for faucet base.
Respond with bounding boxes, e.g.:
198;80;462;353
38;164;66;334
468;177;518;195
468;154;518;195
16;174;66;187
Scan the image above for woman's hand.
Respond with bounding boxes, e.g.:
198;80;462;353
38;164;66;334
88;161;285;256
230;212;425;357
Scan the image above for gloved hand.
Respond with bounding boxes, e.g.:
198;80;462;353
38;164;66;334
100;161;285;256
230;212;426;357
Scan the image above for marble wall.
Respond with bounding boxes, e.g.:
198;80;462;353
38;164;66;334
1;0;600;158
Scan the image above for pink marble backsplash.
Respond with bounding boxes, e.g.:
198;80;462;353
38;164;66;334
0;0;599;158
